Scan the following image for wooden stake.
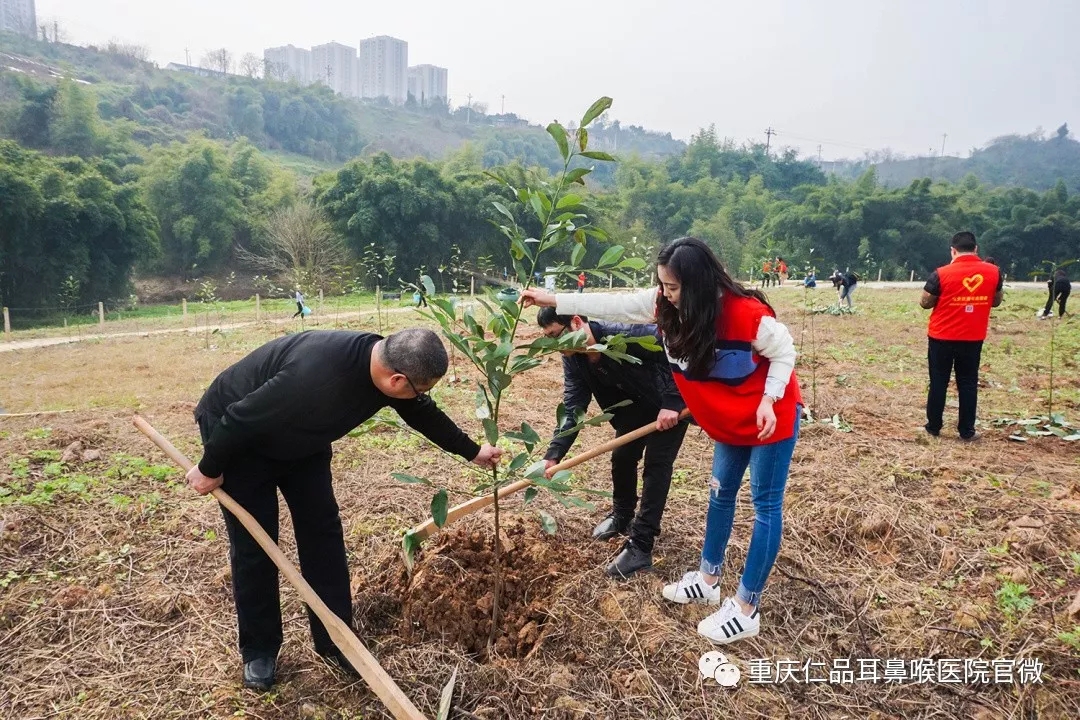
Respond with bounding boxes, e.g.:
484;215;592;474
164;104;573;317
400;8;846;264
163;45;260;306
132;416;429;720
98;302;105;329
255;293;261;321
410;411;690;542
877;269;882;282
910;270;915;282
182;298;188;322
2;307;9;338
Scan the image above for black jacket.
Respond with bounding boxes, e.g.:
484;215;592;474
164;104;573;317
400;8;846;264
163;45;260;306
194;331;480;477
544;321;686;462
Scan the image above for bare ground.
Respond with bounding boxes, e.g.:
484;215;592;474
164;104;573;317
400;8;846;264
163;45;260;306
1;288;1078;719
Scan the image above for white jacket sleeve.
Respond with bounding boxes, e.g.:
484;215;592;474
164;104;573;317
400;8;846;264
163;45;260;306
754;315;797;399
553;288;658;323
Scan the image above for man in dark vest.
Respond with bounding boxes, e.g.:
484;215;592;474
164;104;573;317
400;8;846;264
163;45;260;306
537;307;688;579
186;328;502;690
919;231;1004;440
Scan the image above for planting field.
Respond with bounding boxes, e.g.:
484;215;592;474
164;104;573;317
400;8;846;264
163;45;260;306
1;286;1078;719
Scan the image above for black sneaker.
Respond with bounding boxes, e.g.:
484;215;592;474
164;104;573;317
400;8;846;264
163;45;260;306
242;656;277;691
605;541;653;580
923;424;940;437
959;432;981;442
592;513;632;541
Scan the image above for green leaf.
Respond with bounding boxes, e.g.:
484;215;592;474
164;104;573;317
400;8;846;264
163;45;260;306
571;243;587;267
422;276;436;296
550;470;573;484
578;128;588;151
580;96;613;128
525;460;548;480
436;666;458;720
556;402;568;429
566;167;591;185
392;473;432;487
492;201;516;223
556;194;583;209
580;150;615;162
431;489;449;528
508;452;531;473
523;487;539;505
482;418;499;446
529;192;545;220
598;245;625;268
585;412;614;426
538;510;557;535
603;399;634;411
618;257;647;271
402;531;422;571
556;495;594;511
547;122;570;161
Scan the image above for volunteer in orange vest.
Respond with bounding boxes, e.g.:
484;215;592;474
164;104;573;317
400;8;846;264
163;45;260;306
919;231;1003;440
761;259;773;288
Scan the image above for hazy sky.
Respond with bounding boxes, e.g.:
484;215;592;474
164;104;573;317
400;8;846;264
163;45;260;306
35;0;1079;160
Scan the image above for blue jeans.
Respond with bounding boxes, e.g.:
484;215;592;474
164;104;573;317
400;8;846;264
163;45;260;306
699;409;800;606
840;284;856;307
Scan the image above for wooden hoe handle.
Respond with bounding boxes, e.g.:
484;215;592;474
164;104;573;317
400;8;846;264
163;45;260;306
132;415;428;720
409;410;690;542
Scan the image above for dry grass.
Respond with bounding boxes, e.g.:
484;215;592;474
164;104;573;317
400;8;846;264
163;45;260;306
1;287;1078;719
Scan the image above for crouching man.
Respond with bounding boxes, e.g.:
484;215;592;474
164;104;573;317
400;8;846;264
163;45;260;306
537;307;688;579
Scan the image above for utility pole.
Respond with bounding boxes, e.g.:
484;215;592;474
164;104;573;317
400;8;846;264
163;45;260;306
501;94;505;114
940;133;947;157
185;47;190;65
817;144;823;165
764;126;776;155
466;93;473;124
326;63;333;91
53;21;59;43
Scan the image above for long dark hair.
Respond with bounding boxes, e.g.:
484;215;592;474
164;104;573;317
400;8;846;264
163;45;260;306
656;237;772;377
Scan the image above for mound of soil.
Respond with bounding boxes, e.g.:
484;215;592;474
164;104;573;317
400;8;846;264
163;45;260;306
396;520;595;659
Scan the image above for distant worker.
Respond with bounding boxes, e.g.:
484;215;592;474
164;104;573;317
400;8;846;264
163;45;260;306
839;270;859;309
919;231;1004;440
803;269;817;289
776;257;788;285
1040;268;1071;319
761;259;774;288
577;271;587;294
292;289;305;319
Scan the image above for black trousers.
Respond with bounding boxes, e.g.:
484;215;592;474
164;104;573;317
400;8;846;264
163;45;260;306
292;301;304;318
1043;283;1070;317
198;418;351;663
609;409;689;553
926;338;983;439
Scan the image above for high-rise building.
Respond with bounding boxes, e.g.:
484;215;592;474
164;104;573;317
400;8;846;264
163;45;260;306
311;42;358;97
358;35;408;104
263;44;311;84
407;64;448;105
0;0;36;38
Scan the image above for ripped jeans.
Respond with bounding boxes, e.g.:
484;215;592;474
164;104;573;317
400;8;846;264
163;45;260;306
699;410;800;607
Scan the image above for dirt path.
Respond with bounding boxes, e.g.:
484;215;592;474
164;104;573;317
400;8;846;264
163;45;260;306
0;306;423;353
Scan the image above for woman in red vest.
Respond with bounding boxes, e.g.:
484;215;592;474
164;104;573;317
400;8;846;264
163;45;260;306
523;237;801;645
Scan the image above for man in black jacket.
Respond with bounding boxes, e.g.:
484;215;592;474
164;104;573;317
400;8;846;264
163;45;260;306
537;307;688;579
185;328;501;690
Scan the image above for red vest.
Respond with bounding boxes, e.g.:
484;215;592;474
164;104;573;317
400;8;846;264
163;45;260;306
669;295;802;446
928;255;1000;341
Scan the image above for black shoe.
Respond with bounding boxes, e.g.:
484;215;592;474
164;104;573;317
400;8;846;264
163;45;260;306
923;424;940;437
959;432;981;442
605;542;653;580
592;513;632;541
319;650;360;679
242;656;277;691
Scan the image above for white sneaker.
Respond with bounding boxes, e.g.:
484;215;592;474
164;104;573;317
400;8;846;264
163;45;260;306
697;597;760;644
662;571;722;605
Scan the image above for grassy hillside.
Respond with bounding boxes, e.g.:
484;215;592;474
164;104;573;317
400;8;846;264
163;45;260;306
0;32;684;172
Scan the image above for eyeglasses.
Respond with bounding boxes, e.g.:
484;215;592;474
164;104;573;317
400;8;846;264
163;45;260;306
543;324;569;340
394;369;429;399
